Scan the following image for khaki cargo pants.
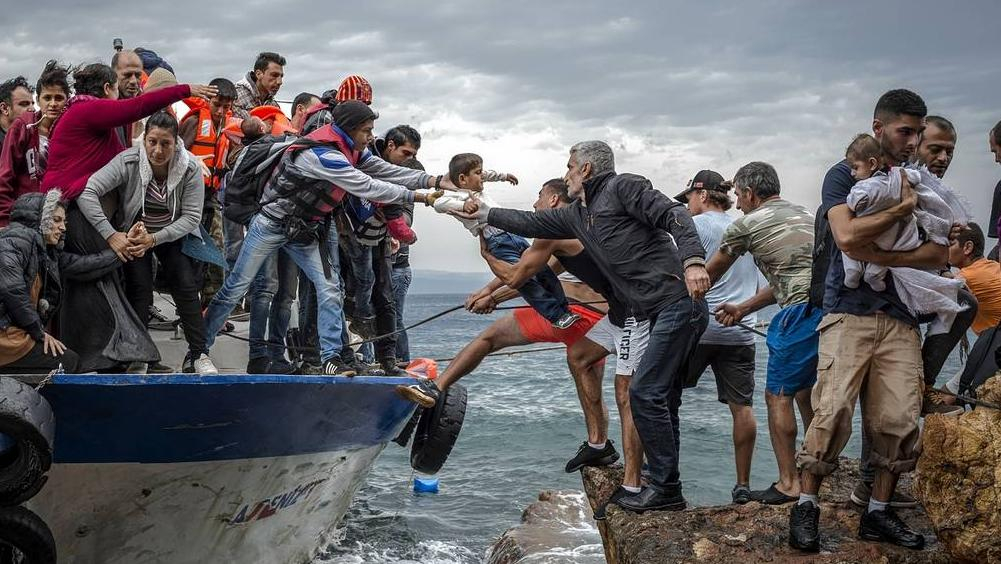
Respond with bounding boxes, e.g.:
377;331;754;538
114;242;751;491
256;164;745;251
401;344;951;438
796;312;922;476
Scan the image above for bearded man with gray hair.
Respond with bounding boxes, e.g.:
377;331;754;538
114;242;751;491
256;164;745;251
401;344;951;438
458;140;711;513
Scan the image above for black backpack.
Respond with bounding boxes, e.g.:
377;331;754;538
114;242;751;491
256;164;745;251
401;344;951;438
809;204;832;309
222;134;301;225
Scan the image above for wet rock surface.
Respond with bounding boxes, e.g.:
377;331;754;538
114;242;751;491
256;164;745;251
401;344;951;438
486;490;604;564
583;459;949;564
915;374;1001;563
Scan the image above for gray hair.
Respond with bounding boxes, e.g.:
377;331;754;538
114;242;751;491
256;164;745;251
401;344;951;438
39;189;63;237
733;161;780;199
570;141;615;176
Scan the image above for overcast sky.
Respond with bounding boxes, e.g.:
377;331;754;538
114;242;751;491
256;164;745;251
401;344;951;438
3;1;1000;272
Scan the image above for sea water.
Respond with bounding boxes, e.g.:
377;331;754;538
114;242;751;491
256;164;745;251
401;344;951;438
319;294;963;563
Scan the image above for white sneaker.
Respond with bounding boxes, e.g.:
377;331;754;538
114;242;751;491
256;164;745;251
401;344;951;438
125;361;148;374
193;354;219;375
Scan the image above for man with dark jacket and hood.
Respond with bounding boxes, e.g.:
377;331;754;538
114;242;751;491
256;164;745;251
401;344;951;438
0;191;121;373
458;140;711;513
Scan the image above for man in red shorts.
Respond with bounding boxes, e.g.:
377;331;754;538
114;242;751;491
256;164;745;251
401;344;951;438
396;180;622;470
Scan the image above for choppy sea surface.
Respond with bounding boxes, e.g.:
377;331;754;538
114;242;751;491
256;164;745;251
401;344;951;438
317;293;963;563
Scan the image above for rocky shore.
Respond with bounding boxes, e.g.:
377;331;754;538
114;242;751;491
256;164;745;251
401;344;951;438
581;459;949;564
489;376;1001;563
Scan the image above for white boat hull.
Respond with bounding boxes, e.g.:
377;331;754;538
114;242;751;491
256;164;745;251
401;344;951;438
11;373;419;563
29;445;386;563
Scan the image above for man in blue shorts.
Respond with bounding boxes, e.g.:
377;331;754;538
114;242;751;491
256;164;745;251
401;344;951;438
706;162;819;506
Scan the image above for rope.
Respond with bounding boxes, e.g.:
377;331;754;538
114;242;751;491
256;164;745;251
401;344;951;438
737;322;767;338
157;291;607;354
433;345;566;363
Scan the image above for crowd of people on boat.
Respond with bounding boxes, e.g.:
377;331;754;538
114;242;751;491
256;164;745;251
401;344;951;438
1;45;1001;553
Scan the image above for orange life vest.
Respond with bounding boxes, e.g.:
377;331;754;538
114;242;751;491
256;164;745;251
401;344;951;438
250;106;297;136
181;100;235;190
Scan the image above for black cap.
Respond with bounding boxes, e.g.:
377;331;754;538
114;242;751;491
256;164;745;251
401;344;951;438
330;100;379;133
674;170;727;203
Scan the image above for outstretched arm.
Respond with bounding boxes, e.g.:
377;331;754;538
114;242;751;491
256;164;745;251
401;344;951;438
77;85;193;131
487;207;577;240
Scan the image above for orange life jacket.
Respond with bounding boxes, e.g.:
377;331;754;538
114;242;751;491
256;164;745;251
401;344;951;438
250;105;297;136
181;99;235;190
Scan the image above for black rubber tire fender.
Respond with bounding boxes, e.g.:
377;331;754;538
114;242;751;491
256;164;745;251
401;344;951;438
0;505;56;563
410;383;467;475
0;376;55;506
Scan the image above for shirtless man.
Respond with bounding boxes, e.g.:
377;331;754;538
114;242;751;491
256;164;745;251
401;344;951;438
396;179;635;486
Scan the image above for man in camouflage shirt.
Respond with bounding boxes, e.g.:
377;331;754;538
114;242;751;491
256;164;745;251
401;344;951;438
706;162;820;506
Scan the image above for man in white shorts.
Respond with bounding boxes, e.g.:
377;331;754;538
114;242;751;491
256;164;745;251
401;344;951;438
578;314;650;519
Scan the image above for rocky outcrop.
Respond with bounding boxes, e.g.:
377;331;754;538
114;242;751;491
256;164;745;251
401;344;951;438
915;374;1001;563
583;459;949;564
486;490;604;564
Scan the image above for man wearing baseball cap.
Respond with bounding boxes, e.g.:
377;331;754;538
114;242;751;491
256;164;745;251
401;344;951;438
679;170;763;505
674;169;726;203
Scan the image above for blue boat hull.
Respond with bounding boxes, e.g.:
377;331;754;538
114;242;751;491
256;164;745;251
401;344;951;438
20;373;418;564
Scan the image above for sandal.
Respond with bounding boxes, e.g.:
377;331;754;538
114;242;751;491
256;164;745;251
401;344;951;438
750;483;798;505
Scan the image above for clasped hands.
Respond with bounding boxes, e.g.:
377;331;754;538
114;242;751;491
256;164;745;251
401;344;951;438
106;221;155;262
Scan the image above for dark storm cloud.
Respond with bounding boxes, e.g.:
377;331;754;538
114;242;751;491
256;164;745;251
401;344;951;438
3;1;1000;270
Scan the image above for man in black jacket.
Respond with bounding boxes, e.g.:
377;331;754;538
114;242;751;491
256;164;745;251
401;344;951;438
459;140;711;512
0;191;121;373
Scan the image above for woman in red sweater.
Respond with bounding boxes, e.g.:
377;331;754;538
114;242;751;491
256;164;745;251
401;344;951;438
42;63;214;198
46;63;215;373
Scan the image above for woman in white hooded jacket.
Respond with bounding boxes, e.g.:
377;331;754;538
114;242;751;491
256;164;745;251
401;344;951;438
79;111;217;374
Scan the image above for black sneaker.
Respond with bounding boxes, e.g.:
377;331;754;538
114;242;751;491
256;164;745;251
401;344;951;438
181;354;195;374
380;359;408;376
395;378;440;408
149;304;170;323
617;485;686;513
859;509;925;550
731;484;752;505
320;358;357;376
850;481;919;509
267;359;297;374
552;311;582;330
594;486;634;520
565;441;619;473
247;356;270;374
788;501;821;553
346;358;382;376
148;361;174;374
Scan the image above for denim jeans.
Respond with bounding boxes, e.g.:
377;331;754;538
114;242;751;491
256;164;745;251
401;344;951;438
267;250;299;362
205;214;344;362
343;235;376;319
222;216;245;272
222;214;277;360
340;239;396;363
248;254;278;359
629;297;708;491
486;232;569;324
297;276;321;364
392;265;412;361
